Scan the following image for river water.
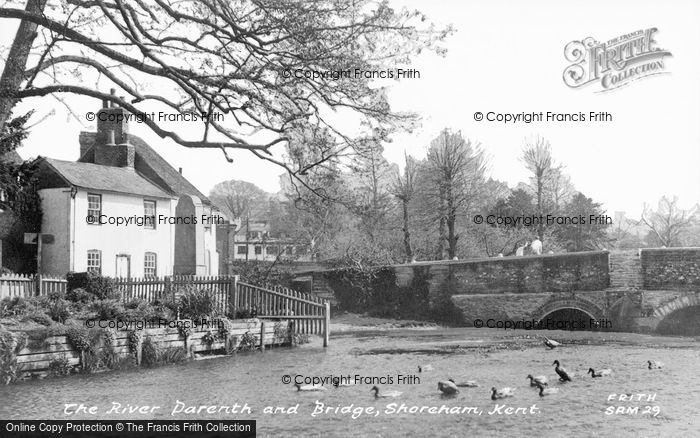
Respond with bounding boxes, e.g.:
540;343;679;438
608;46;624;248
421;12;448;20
1;327;698;437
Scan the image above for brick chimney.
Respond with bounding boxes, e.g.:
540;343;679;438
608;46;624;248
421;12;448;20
93;89;135;168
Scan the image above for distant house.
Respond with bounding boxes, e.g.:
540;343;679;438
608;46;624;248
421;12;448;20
33;98;221;278
217;218;310;271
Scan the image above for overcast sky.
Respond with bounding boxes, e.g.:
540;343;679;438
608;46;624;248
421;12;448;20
5;0;700;219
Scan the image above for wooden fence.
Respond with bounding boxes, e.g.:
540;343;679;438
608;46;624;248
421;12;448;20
236;281;330;346
1;274;330;346
116;276;330;345
0;274;67;299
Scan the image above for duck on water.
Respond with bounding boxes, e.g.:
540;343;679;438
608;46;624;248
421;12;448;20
371;386;402;398
448;378;478;388
526;374;548;387
587;368;612;378
647;360;664;369
295;383;327;392
437;380;459;395
553;360;572;382
491;387;516;400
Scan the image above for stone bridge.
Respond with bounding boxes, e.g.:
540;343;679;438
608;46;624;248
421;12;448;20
299;248;700;334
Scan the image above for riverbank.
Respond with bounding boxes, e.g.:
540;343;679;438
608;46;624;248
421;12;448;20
331;312;440;332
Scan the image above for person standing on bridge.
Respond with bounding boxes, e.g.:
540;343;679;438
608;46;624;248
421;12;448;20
530;238;542;255
515;241;529;256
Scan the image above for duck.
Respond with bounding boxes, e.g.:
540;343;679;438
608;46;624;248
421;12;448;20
647;360;664;369
418;364;434;372
371;386;402;398
295;383;327;392
587;368;612;378
438;380;459;395
543;337;561;349
553;360;572;382
448;378;479;388
536;382;559;397
526;374;548;387
491;387;516;400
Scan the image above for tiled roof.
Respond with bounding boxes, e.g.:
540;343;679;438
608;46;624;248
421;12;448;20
41;158;173;199
78;132;211;205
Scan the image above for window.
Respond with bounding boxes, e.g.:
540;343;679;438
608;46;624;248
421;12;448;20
87;250;101;274
254;245;262;255
144;252;157;277
237;245;247;255
87;194;101;224
143;200;156;229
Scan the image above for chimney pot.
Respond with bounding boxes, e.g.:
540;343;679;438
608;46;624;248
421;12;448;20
178;167;183;174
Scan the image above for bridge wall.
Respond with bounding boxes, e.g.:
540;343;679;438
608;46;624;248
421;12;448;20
394;251;610;297
641;248;700;290
301;248;700;333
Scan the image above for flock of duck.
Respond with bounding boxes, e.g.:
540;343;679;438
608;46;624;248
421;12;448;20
293;336;666;400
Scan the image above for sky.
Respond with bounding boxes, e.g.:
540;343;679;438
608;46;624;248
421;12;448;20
4;0;700;219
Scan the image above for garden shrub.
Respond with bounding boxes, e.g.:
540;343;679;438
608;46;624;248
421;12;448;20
47;299;71;323
48;354;71;377
91;299;124;320
0;296;28;318
0;326;27;384
238;331;257;351
66;288;92;304
177;286;218;320
66;272;119;300
21;311;53;326
325;266;432;320
65;325;91;352
122;299;158;321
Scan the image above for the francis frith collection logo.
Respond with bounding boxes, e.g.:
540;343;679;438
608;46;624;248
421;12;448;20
563;28;672;92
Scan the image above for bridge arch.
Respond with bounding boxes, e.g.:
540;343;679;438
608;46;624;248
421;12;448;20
531;297;606;323
653;293;700;320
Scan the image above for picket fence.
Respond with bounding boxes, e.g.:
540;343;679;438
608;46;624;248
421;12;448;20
0;274;67;299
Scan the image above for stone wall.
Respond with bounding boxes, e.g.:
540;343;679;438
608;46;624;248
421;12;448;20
395;251;610;297
641;248;700;290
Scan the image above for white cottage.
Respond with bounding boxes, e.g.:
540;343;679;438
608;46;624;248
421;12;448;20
34;99;220;278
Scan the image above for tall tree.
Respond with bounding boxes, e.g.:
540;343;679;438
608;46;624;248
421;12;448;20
0;0;450;185
209;180;268;221
481;188;535;256
641;196;699;247
553;192;610;252
521;136;555;241
425;129;486;259
390;152;417;261
346;138;395;245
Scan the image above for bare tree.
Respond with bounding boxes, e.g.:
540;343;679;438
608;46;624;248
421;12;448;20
0;0;451;184
521;135;555;241
425;129;486;259
545;166;575;211
390;152;417;261
641;196;699;247
208;180;268;220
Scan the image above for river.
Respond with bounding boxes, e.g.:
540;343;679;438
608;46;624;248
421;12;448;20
1;327;698;437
